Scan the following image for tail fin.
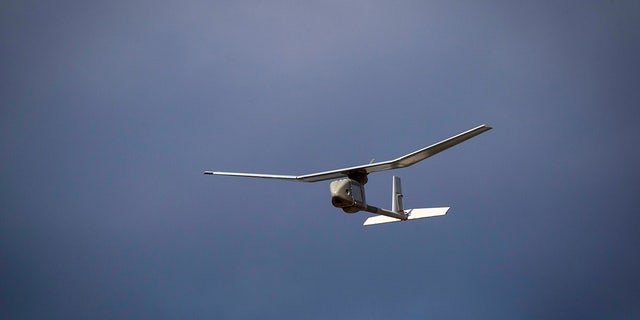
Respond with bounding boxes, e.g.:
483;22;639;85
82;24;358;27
392;176;404;213
363;175;449;226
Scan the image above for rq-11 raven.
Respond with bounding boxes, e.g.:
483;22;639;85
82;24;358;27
204;124;491;225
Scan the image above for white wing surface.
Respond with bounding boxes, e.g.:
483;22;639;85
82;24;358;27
204;124;492;182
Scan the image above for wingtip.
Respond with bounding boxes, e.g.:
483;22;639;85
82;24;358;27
203;171;214;175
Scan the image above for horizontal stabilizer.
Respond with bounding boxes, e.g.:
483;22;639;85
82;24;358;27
363;207;449;226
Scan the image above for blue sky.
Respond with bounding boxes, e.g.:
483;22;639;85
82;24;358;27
2;0;639;318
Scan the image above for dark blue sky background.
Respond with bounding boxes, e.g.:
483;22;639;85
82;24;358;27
2;0;639;318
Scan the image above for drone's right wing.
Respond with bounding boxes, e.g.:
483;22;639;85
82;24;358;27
204;124;492;182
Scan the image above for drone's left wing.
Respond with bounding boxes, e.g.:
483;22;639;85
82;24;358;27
204;124;492;182
203;167;356;182
203;171;300;181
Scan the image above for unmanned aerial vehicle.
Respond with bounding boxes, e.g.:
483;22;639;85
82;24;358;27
204;124;491;225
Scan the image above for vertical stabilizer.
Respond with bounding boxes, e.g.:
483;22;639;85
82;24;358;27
392;176;404;213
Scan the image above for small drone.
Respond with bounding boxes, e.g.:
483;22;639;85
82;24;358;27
205;124;491;225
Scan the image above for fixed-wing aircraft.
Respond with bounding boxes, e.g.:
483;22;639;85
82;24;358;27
204;124;492;225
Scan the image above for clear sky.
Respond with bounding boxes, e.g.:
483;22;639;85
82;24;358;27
2;0;639;318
